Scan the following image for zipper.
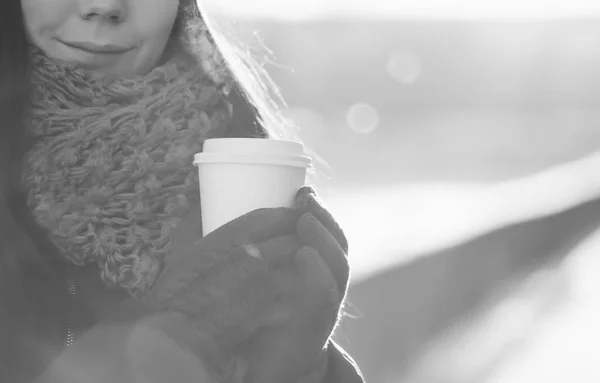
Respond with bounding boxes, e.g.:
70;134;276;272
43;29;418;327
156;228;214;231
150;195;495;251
65;274;77;347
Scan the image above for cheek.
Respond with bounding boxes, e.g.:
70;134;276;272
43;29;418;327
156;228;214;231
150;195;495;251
130;0;180;59
21;0;70;37
132;0;179;41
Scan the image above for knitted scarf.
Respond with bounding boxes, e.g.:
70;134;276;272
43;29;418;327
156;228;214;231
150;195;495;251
23;42;237;294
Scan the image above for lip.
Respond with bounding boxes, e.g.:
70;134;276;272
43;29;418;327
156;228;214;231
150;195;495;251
60;40;133;55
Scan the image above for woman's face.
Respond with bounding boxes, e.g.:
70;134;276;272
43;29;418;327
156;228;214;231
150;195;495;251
21;0;180;77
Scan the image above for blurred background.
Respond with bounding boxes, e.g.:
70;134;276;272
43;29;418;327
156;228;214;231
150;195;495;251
205;1;600;382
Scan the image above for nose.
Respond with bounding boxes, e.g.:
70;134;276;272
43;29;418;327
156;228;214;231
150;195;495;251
80;0;126;23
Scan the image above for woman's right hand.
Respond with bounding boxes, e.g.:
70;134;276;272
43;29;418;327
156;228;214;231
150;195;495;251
144;202;307;358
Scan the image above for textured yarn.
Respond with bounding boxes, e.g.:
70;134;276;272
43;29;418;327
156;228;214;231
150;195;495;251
24;44;234;293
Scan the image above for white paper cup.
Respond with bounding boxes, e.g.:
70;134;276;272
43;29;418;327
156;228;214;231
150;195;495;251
193;138;312;236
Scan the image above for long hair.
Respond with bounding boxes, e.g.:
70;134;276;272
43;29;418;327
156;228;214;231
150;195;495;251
0;0;292;381
179;0;297;140
0;1;72;382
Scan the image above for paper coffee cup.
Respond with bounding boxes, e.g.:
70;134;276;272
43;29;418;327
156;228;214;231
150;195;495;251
193;138;312;236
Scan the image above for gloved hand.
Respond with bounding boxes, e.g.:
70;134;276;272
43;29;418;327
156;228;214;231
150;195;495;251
241;186;358;383
145;202;302;343
144;186;360;382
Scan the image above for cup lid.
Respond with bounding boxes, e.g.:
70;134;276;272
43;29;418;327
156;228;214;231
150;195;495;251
202;138;305;156
194;153;312;168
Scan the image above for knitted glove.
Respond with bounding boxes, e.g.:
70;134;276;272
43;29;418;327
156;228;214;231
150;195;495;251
144;186;360;382
241;186;359;383
143;201;307;374
295;188;362;383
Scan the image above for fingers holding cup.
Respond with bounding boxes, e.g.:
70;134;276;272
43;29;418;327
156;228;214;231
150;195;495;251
295;186;348;255
296;212;350;296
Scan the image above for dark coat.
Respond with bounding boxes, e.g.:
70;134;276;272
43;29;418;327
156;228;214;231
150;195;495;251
33;199;363;383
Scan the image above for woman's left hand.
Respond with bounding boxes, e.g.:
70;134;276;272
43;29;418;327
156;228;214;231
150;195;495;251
241;186;360;383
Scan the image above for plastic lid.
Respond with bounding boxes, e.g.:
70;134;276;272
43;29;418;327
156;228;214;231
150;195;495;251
193;153;312;168
202;138;305;156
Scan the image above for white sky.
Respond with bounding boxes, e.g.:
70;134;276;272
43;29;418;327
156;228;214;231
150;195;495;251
204;0;600;20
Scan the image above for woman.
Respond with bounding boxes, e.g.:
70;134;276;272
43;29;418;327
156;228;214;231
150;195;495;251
0;0;363;382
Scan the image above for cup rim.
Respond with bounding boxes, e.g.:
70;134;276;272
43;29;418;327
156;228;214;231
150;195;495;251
193;152;313;168
202;138;305;155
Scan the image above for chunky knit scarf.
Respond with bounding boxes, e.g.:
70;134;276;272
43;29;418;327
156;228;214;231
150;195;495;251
23;41;236;293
